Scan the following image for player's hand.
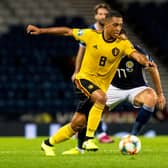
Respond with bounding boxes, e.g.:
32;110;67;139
144;61;157;69
26;25;41;35
71;72;76;82
156;94;166;111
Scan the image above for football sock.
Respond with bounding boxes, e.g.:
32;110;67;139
49;123;75;145
86;103;105;138
77;128;86;149
131;105;154;135
44;139;53;146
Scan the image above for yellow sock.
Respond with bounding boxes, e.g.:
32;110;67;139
86;103;105;137
49;123;75;145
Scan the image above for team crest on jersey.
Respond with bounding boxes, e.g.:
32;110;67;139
126;61;134;72
88;84;94;90
77;29;84;36
112;47;120;56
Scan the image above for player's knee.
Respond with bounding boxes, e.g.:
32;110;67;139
143;88;157;106
98;95;107;104
135;88;157;107
146;89;157;102
93;92;107;104
91;90;107;104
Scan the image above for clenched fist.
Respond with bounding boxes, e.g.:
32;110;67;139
26;24;41;35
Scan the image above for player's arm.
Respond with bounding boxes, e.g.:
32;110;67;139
26;24;73;36
129;51;156;68
130;50;166;110
71;45;85;81
147;65;166;110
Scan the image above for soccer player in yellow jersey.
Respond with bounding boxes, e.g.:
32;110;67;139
26;10;155;156
70;3;114;153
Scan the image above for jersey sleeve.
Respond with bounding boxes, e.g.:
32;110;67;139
79;41;86;48
72;28;90;45
78;24;96;48
123;40;136;57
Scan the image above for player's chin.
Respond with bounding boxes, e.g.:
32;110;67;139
112;33;120;38
99;20;105;26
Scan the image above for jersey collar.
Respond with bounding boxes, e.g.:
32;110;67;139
102;31;116;43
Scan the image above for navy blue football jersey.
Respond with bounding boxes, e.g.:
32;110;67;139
89;24;97;30
112;44;153;89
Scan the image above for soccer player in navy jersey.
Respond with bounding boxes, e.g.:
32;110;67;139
106;41;166;136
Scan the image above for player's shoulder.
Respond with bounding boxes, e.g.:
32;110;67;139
134;44;148;56
83;28;102;35
73;28;93;36
88;24;102;34
117;38;132;45
92;29;102;34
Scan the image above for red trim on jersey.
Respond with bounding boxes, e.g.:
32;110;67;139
75;79;90;97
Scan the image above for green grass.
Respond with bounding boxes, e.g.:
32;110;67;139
0;136;168;168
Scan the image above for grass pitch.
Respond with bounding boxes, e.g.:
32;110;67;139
0;136;168;168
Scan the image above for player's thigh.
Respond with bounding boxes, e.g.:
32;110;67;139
129;86;157;107
75;79;106;104
106;85;127;107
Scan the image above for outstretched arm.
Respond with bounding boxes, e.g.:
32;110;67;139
26;24;73;36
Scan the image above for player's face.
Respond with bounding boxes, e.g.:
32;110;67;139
104;17;123;39
94;8;109;26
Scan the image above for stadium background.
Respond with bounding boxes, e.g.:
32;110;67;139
0;0;168;136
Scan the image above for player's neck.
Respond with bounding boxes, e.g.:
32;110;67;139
103;31;116;42
95;22;104;31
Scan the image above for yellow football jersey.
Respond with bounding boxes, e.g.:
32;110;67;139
72;28;136;92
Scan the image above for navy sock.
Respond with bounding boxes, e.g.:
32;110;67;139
131;105;154;135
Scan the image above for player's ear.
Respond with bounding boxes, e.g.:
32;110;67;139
94;14;98;20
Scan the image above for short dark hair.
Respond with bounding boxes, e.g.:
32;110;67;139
106;10;123;19
94;3;111;14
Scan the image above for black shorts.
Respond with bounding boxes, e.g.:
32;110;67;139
74;79;100;115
